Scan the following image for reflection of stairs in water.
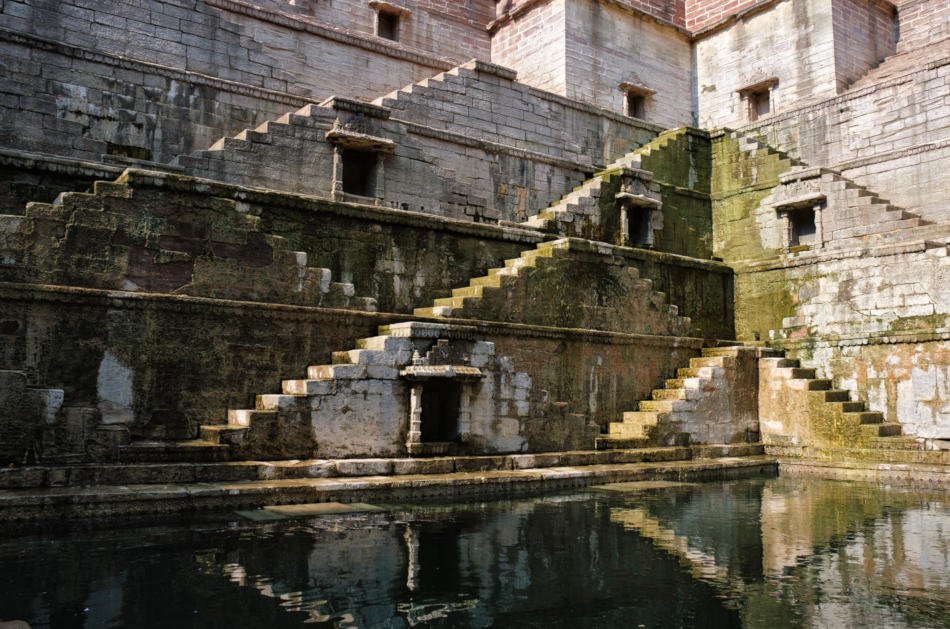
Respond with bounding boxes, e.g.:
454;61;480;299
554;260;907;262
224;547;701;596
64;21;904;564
610;505;745;597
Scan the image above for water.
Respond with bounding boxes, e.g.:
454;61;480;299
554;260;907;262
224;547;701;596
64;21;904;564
0;477;947;628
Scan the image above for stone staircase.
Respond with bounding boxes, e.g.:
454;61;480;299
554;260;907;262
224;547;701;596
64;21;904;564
847;36;950;91
171;102;338;178
187;320;575;461
520;128;685;235
410;238;692;336
599;347;758;449
0;177;376;309
193;324;420;461
764;166;934;250
759;356;903;444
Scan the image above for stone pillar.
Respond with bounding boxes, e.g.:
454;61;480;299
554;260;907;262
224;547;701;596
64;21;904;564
406;383;423;452
457;387;473;440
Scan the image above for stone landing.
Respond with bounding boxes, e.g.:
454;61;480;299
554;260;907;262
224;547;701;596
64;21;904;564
0;445;774;523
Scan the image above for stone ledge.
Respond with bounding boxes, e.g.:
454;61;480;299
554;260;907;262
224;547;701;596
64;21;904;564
0;455;777;522
777;457;949;487
115;168;548;245
0;281;714;348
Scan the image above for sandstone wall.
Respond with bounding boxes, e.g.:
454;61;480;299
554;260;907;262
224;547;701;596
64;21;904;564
832;0;897;91
738;57;949;223
0;0;487;190
695;0;839;130
564;0;694;128
894;0;950;54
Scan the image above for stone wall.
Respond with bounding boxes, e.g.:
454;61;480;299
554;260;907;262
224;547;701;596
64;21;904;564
0;0;488;194
894;0;950;53
564;0;694;128
736;57;949;223
832;0;897;91
685;0;764;31
178;62;663;223
695;0;840;130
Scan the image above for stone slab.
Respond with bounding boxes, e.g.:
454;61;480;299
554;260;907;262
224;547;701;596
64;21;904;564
589;480;698;492
263;501;384;516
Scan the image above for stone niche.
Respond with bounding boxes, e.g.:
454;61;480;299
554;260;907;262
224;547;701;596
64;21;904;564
615;167;663;248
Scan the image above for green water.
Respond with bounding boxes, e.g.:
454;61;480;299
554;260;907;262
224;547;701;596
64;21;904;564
0;477;947;628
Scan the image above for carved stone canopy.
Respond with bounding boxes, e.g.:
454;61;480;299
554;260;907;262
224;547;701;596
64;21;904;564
399;365;484;381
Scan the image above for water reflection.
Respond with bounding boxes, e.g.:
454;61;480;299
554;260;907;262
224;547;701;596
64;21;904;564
0;478;946;628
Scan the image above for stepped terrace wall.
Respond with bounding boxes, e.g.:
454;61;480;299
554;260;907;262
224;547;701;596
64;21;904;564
727;52;949;223
711;133;950;441
0;168;731;461
0;0;487;208
180;63;663;224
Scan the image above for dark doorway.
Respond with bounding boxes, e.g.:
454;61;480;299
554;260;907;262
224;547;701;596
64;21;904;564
420;380;461;442
627;209;653;247
341;149;377;197
789;206;817;246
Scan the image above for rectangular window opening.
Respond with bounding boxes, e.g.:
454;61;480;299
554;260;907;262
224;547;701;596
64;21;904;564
625;92;646;119
341;149;378;197
746;89;771;122
420;380;461;443
376;11;399;41
789;207;817;246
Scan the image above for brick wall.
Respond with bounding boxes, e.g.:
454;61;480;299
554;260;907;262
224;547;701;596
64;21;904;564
832;0;896;91
491;0;568;95
695;0;839;130
685;0;765;31
564;0;693;127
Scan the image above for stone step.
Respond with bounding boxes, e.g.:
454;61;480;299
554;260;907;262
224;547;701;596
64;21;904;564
676;366;723;379
116;441;230;463
664;377;704;389
860;422;903;437
844;411;885;425
834;401;867;413
621;410;665;424
307;363;367;380
594;436;652;450
282;379;336;395
257;393;308;411
688;356;726;368
821;389;852;402
652;388;699;401
759;357;800;369
199;424;248;444
608;422;652;439
639;399;697;413
778;367;818;379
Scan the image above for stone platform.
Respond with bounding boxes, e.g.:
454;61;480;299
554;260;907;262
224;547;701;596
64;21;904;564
0;445;774;524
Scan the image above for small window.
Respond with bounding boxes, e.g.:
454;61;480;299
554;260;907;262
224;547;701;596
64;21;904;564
625;92;646;119
789;206;816;246
747;89;770;122
618;81;654;121
376;11;399;40
341;149;378;197
740;78;777;123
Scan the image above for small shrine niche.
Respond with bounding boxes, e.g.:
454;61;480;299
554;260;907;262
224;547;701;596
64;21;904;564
615;167;662;248
400;340;483;456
